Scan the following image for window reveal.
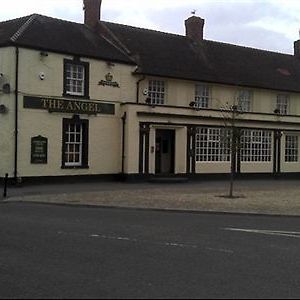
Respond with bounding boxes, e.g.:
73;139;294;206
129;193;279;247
285;135;298;162
65;63;85;96
62;117;89;168
237;90;252;112
195;84;210;108
240;130;272;162
276;94;289;115
196;127;231;162
148;80;165;105
63;59;89;98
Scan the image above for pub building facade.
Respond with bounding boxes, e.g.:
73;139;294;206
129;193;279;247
2;0;300;182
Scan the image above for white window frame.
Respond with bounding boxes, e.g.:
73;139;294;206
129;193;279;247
276;94;289;115
195;84;210;108
240;129;272;162
285;134;298;162
196;127;231;162
237;90;252;112
64;123;83;167
65;63;85;96
148;80;166;105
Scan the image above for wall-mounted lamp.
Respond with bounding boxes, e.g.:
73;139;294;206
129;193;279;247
0;104;8;114
106;61;115;67
2;83;11;94
40;51;48;57
274;108;280;114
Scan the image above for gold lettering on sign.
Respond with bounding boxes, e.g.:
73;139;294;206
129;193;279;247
42;99;49;109
74;102;81;111
57;100;64;110
66;102;74;111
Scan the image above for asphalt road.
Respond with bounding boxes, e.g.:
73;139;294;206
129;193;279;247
0;202;299;299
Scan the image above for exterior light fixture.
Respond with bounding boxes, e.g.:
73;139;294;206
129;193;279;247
274;108;280;114
189;101;196;107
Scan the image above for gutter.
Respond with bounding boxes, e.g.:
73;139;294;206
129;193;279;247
14;46;19;181
121;112;127;174
136;75;146;103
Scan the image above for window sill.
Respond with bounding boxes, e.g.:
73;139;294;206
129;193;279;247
62;93;90;100
61;165;89;169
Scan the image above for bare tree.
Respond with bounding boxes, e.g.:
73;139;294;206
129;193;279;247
220;103;243;198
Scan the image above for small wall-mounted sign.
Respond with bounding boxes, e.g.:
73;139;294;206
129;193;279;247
31;135;48;164
98;73;120;88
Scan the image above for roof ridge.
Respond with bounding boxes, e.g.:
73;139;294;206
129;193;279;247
103;20;186;39
205;39;292;57
10;14;37;42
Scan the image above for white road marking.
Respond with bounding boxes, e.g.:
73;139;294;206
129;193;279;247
88;233;232;253
224;228;300;239
206;247;234;254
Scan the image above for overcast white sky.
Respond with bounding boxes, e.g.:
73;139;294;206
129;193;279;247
1;0;300;54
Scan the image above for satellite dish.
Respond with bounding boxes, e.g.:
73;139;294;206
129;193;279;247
2;83;10;94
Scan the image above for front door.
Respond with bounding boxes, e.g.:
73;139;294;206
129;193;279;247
155;129;175;174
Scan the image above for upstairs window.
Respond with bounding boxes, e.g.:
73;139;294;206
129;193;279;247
195;84;210;108
64;59;89;98
276;94;289;115
237;90;252;112
148;80;166;105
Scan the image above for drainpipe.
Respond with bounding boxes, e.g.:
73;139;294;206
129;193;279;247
136;75;146;103
121;112;127;175
14;47;19;181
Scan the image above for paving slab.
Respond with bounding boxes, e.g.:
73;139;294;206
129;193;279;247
2;179;300;216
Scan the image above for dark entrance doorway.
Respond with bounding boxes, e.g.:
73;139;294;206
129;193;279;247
155;129;175;174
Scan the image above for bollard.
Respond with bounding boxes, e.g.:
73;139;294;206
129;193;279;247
3;173;8;198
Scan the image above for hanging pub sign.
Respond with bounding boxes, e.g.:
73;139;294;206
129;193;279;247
23;96;115;115
31;135;48;164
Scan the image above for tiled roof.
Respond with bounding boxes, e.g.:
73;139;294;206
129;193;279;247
103;21;300;93
0;14;134;64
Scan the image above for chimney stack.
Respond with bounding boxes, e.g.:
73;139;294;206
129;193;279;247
294;40;300;59
83;0;102;28
185;16;205;42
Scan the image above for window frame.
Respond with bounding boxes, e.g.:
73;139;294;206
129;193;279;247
63;58;90;99
237;90;252;112
276;94;289;115
285;134;298;162
240;129;272;162
148;80;166;105
195;127;231;162
195;84;210;109
61;116;89;169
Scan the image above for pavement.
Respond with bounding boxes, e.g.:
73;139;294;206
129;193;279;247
1;178;300;216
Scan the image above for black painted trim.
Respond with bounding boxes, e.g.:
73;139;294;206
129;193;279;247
139;124;150;174
63;58;90;99
137;111;300;127
61;115;89;169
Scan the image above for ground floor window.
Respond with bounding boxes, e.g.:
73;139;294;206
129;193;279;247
196;127;231;162
240;129;272;162
285;134;298;162
62;116;89;168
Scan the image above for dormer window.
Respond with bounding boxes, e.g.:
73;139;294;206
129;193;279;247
276;94;289;115
63;59;89;98
195;84;210;108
